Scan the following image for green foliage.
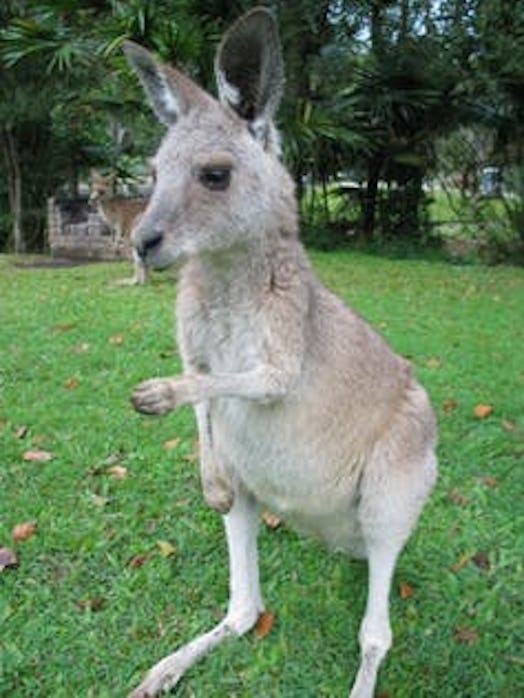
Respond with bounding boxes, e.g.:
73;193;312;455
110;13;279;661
1;253;523;696
0;1;523;255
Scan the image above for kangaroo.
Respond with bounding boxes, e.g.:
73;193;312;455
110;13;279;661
89;169;149;284
124;7;437;698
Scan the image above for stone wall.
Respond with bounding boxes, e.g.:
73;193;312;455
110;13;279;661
47;197;131;261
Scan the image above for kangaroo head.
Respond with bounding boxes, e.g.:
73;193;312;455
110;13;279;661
124;7;297;268
89;170;116;203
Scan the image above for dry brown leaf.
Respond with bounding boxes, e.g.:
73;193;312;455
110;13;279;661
399;582;415;600
76;597;106;612
12;521;37;542
156;540;176;557
454;626;479;645
91;494;110;507
183;438;200;462
471;551;491;571
109;334;124;345
447;488;469;506
103;452;126;467
22;449;53;462
128;553;152;568
262;511;282;530
163;437;181;451
52;323;75;332
442;399;459;414
479;475;498;488
15;425;29;439
451;552;473;573
64;377;79;390
0;547;19;571
107;465;128;480
501;419;516;432
474;404;493;419
72;342;90;354
254;611;275;640
425;357;443;369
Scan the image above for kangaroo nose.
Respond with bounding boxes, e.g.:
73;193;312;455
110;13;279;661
136;230;164;259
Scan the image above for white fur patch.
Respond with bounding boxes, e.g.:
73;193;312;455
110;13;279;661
216;69;241;108
158;71;180;122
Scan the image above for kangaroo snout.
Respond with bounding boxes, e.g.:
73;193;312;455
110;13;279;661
134;229;164;260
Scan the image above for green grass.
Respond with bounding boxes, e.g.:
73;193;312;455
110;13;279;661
1;253;523;697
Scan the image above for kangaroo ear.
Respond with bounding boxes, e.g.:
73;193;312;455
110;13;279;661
124;41;212;127
215;8;284;143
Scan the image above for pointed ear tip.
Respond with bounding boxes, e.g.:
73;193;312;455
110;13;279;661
246;6;276;20
245;6;278;29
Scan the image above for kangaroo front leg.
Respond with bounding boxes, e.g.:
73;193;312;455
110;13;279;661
128;488;262;698
132;365;292;415
194;401;234;514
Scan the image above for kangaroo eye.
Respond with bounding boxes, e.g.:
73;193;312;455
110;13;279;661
199;167;231;191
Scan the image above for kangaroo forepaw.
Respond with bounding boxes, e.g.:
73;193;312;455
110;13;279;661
132;378;176;415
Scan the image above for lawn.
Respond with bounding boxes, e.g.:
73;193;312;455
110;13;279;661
1;252;523;697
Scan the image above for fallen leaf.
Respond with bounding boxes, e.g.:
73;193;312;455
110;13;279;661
12;521;37;542
163;437;181;451
23;449;53;462
15;425;29;439
454;626;479;645
103;452;126;467
471;551;490;571
64;377;79;390
128;553;152;568
183;438;199;462
254;611;275;640
262;511;282;530
52;323;75;332
0;547;19;571
109;334;124;345
474;404;493;419
425;357;443;369
76;597;106;612
72;342;90;354
156;540;176;557
107;465;128;480
451;552;472;573
479;475;498;488
447;488;469;506
91;494;110;507
501;419;516;432
442;399;459;414
399;582;415;600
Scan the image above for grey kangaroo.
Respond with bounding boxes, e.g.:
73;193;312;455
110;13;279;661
124;7;437;698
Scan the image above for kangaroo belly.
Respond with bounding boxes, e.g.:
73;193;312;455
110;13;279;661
210;395;368;551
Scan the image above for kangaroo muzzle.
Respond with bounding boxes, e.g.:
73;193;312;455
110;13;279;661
135;230;164;260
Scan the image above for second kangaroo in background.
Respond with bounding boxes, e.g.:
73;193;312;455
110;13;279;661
89;169;148;285
123;6;438;698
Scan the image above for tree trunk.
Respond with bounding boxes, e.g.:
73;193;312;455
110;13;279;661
1;127;24;253
361;155;383;240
